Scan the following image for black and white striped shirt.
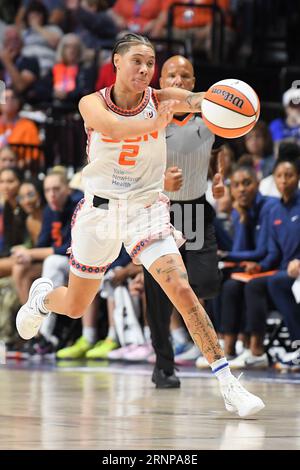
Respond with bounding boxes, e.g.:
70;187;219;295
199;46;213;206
164;114;215;201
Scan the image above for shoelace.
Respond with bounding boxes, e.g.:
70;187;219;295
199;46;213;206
230;373;253;399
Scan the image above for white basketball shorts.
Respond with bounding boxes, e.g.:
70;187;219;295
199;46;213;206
69;192;185;279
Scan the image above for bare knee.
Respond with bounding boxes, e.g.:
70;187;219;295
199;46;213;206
173;283;194;302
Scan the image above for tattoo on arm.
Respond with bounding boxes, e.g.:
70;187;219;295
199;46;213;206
185;93;202;112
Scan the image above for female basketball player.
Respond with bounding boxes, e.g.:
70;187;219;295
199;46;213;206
16;34;264;418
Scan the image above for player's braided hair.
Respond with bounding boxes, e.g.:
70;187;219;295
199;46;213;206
111;33;155;70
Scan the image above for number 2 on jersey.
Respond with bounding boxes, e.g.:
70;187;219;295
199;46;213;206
119;144;139;166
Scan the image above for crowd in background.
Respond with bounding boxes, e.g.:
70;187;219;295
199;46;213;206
0;0;300;372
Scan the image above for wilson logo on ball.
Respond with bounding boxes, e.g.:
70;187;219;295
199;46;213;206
211;87;244;109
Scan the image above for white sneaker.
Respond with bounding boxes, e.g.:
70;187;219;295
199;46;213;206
229;350;269;369
221;376;265;418
16;278;53;340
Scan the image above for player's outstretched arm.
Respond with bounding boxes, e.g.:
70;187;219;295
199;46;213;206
156;87;205;113
79;93;177;139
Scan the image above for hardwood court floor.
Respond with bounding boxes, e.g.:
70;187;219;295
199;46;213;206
0;363;300;450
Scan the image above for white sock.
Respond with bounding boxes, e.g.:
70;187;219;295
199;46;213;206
83;326;97;344
172;327;188;345
210;357;233;385
107;326;117;341
34;293;50;316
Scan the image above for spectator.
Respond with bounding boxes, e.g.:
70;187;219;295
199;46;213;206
12;170;82;304
259;142;300;198
229;159;300;369
17;178;44;245
0;87;41;164
15;0;65;27
206;143;235;208
51;33;96;107
269;87;300;147
0;25;40;98
269;266;300;371
65;0;118;49
21;1;63;76
215;167;277;359
240;121;275;179
225;167;277;263
0;167;26;276
165;0;234;59
0;146;18;171
110;0;169;37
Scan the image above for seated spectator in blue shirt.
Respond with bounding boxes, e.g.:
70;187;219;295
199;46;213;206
0;26;40;102
11;170;83;305
268;257;300;370
269;256;300;370
269;87;300;146
260;142;300;198
216;166;277;359
228;159;300;369
257;160;300;273
225;166;277;263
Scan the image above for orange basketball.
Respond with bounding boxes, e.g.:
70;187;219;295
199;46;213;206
201;79;260;138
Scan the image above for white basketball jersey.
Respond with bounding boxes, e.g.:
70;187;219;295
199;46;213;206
82;86;166;200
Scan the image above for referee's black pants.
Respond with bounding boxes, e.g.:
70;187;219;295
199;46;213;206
143;196;222;374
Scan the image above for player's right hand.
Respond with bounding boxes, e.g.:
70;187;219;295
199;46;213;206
155;99;179;128
164;166;183;191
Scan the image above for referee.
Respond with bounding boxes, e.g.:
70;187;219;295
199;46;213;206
146;56;225;388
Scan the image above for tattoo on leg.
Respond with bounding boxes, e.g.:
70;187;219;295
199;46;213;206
156;265;184;276
185;304;223;363
179;272;188;280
